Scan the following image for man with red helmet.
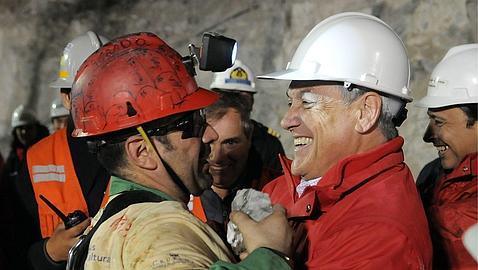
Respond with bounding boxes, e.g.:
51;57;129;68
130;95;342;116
69;32;292;269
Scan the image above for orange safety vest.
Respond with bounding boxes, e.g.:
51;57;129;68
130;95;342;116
191;196;207;223
27;128;108;238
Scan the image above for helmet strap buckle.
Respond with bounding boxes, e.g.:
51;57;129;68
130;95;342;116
392;104;408;127
343;81;352;91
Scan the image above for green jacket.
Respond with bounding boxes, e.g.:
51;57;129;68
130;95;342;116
94;176;291;270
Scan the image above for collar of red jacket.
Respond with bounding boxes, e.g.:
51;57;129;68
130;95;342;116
443;152;477;181
278;136;405;216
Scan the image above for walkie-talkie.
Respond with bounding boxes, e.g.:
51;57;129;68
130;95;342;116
39;195;88;229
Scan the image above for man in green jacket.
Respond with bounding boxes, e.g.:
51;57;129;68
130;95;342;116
69;32;292;269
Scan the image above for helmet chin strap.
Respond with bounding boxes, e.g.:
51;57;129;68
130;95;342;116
136;126;191;200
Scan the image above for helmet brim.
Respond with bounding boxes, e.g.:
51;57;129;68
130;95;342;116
49;78;72;89
72;87;218;138
259;69;413;102
257;69;298;81
415;95;478;108
180;87;219;113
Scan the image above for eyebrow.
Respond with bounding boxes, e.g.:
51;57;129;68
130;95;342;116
427;111;446;121
286;88;312;98
221;137;241;144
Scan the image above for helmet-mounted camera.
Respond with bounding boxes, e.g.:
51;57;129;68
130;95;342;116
183;32;237;76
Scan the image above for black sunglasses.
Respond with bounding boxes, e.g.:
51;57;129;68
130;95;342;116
87;109;207;154
146;109;207;139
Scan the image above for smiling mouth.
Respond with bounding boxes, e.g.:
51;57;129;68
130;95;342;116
434;144;449;156
208;164;230;174
294;137;313;151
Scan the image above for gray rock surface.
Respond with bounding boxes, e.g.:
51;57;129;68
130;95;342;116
0;0;476;176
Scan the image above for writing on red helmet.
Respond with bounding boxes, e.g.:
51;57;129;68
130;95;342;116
71;32;218;138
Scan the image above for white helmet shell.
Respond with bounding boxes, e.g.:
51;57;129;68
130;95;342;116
11;105;38;128
50;98;70;119
50;31;109;89
209;60;256;93
258;12;412;101
416;44;478;108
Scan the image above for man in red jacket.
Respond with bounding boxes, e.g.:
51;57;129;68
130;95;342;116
257;12;433;269
416;44;477;269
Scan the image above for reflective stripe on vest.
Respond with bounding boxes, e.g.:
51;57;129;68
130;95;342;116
191;196;207;223
27;128;89;238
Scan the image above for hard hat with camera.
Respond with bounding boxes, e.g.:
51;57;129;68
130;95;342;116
71;32;219;138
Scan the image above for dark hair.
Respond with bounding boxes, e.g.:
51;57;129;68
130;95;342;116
213;88;254;112
205;92;253;139
459;103;478;128
93;114;181;177
95;140;127;177
60;88;71;94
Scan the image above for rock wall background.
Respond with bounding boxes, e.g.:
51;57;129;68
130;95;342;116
0;0;476;177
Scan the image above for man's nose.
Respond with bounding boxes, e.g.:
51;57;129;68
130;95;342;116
281;107;301;132
423;123;434;143
202;124;218;144
208;143;225;162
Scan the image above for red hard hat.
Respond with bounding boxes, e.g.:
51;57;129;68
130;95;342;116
71;32;218;138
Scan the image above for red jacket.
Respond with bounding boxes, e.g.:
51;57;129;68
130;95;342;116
428;153;477;269
263;137;432;269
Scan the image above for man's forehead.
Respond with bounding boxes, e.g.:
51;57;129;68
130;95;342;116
428;106;467;119
209;110;246;136
207;107;240;124
286;87;311;98
286;82;341;98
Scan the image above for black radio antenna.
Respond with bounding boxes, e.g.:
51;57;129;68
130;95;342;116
39;194;68;223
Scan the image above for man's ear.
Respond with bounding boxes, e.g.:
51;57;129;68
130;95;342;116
124;135;158;170
354;92;382;134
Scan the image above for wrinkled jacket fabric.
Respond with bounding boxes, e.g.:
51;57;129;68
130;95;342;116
86;200;235;269
263;137;433;269
86;177;291;270
418;153;477;270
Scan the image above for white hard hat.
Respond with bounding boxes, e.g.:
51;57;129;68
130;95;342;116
50;98;69;119
209;60;256;93
258;12;412;101
11;105;38;128
416;44;478;108
50;31;109;89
